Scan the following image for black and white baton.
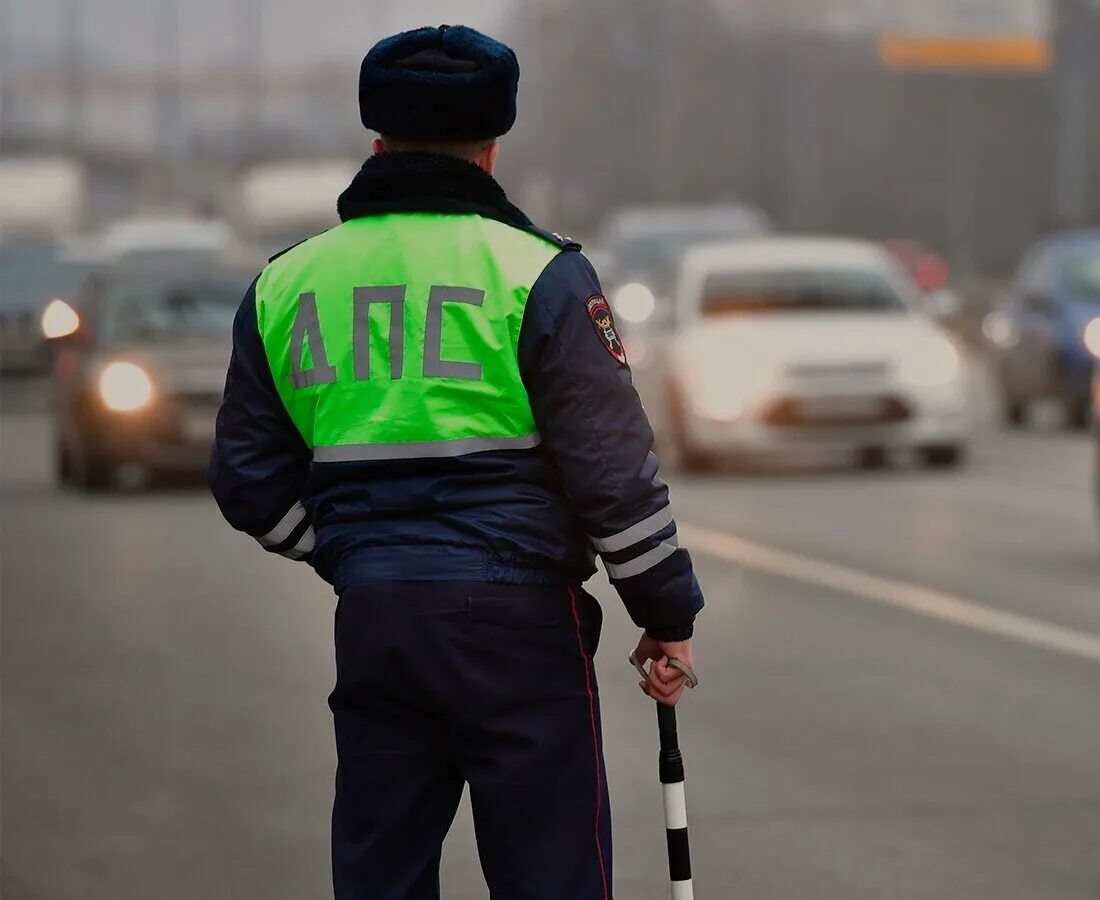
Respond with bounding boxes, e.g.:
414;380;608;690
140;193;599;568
630;651;698;900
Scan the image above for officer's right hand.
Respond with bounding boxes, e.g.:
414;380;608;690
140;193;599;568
633;633;696;707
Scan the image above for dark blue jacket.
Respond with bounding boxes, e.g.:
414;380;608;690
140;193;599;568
209;153;703;640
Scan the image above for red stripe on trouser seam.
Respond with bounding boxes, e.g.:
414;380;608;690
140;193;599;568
567;586;610;900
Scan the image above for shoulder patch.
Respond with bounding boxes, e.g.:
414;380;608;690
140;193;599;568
585;294;627;365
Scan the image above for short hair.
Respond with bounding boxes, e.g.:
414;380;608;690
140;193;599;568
379;135;496;163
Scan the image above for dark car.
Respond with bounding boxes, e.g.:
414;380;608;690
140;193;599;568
986;229;1100;429
598;203;771;330
1094;368;1100;537
0;238;87;374
50;266;250;489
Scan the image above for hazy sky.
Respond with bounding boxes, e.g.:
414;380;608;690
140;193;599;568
4;0;509;71
5;0;1048;73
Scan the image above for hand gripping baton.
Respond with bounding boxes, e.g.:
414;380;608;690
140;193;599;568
630;651;698;900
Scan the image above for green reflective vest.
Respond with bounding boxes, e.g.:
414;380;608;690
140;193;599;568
254;213;561;461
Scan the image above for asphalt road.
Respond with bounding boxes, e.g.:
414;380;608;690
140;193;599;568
3;382;1099;899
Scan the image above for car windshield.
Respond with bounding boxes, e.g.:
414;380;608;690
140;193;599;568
613;223;763;277
700;267;908;316
100;276;244;343
1064;249;1100;300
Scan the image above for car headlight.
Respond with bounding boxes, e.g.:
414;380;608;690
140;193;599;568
41;299;80;339
982;311;1018;349
98;361;154;412
898;337;960;389
611;282;656;325
692;389;743;421
1083;317;1100;360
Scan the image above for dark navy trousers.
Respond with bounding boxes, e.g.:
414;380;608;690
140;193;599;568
329;581;613;900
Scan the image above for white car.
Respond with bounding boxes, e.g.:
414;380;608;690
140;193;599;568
99;215;239;263
662;237;970;469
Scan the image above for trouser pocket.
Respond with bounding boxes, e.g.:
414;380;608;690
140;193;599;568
464;584;601;702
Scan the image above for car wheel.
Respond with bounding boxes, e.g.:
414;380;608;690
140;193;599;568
55;436;75;486
921;443;965;468
1003;396;1026;427
666;383;714;473
677;441;715;473
1066;397;1091;431
71;433;115;491
857;446;888;469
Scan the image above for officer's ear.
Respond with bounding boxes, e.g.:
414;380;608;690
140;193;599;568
478;141;499;176
372;137;386;156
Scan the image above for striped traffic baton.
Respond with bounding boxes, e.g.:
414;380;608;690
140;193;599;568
630;651;699;900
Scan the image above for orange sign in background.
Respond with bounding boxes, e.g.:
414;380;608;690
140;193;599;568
877;36;1052;73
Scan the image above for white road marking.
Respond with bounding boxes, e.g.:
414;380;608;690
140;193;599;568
680;523;1100;665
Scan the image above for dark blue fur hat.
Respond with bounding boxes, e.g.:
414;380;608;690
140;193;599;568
359;25;519;141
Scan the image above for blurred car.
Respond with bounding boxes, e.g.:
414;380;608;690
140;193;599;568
663;237;969;469
881;238;960;320
598;203;771;330
97;214;249;267
984;229;1100;430
1094;367;1100;537
881;239;949;293
0;156;87;374
49;266;248;489
0;238;88;373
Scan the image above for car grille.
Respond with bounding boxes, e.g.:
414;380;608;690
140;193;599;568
763;395;910;428
785;361;891;379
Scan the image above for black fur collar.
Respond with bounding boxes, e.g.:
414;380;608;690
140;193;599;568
336;152;532;229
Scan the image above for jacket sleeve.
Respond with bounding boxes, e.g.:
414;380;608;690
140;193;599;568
518;249;704;640
207;277;316;563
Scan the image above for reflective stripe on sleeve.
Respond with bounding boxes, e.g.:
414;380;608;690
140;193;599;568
281;525;315;560
257;501;307;547
604;538;679;580
313;433;541;462
590;505;674;553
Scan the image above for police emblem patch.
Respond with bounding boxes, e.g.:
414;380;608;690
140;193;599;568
585;294;627;365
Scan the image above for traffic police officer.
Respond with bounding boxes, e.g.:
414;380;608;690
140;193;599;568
209;24;704;900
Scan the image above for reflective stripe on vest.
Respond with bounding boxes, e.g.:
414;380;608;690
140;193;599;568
254;214;560;459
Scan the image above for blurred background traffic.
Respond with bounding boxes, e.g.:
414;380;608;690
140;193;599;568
2;2;1099;898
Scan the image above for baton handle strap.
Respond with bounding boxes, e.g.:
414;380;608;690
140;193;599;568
668;657;700;688
628;651;700;689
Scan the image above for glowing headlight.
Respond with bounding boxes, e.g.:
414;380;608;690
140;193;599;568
612;282;656;325
41;299;80;339
1083;317;1100;359
898;337;960;389
982;311;1018;349
98;361;154;412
